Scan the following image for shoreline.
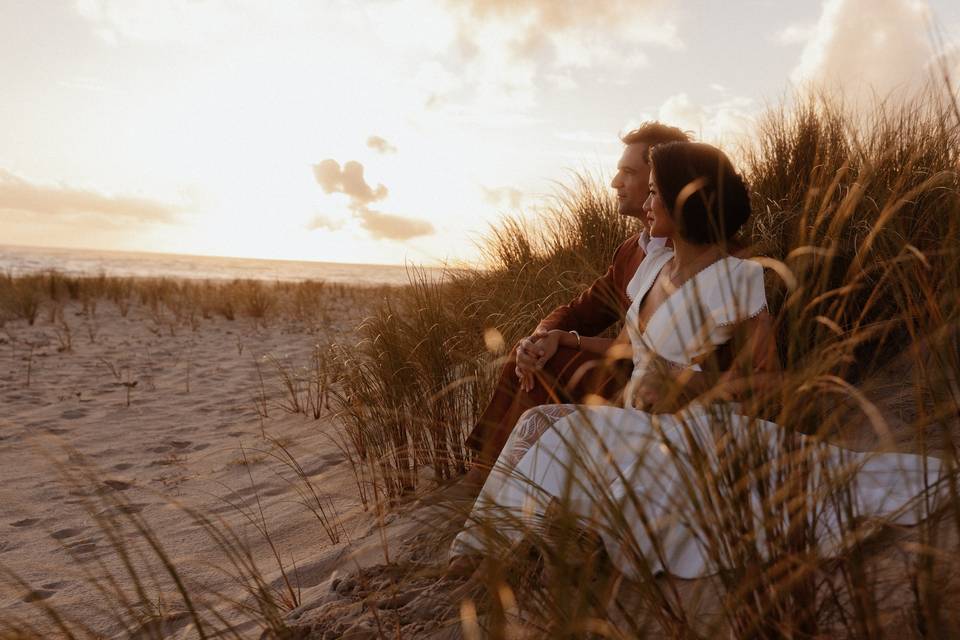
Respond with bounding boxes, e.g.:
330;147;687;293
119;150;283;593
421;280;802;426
0;245;474;287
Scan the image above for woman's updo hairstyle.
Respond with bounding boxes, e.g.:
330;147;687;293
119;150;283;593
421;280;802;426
648;142;751;246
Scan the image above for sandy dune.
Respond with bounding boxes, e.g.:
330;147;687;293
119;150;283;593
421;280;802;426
0;291;471;638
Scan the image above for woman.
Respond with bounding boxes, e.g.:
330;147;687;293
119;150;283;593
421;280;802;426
449;142;942;579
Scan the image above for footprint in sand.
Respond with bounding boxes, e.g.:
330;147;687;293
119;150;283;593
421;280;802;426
192;443;210;451
0;540;22;554
67;540;98;555
148;445;171;454
22;589;56;602
10;518;39;528
41;581;68;590
95;503;145;518
51;527;85;540
44;427;70;435
112;462;135;471
167;440;191;449
61;408;87;420
102;479;132;491
321;453;346;466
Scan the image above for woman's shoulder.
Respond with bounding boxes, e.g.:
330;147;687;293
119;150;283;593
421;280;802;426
705;255;768;325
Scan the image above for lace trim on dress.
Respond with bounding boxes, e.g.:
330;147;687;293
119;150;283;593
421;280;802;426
712;303;769;328
500;404;579;468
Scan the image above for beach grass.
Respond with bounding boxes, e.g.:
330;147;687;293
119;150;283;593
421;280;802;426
322;89;960;637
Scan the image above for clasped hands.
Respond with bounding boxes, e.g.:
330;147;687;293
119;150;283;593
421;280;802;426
515;329;698;413
514;329;556;393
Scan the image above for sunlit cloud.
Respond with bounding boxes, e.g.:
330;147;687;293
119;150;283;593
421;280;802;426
555;130;617;145
657;93;757;148
312;159;388;206
446;0;682;57
311;156;434;241
481;186;524;208
444;0;682;78
366;136;398;154
354;207;435;241
791;0;934;98
306;214;344;231
370;0;682;120
772;23;817;46
0;169;178;224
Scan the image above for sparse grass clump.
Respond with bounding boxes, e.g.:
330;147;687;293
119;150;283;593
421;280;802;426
0;271;395;334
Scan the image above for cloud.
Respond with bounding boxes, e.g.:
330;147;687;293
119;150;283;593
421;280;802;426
76;0;245;45
0;169;178;223
555;130;615;144
312;159;388;206
74;0;316;46
306;214;344;231
481;186;523;208
442;0;678;76
353;207;435;241
657;93;757;147
448;0;676;45
772;23;816;46
790;0;934;99
366;136;397;154
311;157;434;241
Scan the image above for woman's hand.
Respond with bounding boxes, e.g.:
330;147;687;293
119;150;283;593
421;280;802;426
632;355;687;413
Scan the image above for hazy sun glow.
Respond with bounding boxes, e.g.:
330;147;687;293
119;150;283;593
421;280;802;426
1;0;958;266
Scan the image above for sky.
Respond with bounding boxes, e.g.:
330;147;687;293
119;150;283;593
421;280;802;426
1;0;958;267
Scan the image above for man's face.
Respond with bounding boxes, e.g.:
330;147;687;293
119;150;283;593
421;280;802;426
610;143;651;220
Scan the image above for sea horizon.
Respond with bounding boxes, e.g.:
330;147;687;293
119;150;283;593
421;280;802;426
0;243;459;287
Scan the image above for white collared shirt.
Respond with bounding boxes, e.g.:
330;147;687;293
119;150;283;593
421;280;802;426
625;231;670;301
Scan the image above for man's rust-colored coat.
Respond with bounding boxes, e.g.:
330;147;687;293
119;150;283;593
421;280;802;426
465;233;647;465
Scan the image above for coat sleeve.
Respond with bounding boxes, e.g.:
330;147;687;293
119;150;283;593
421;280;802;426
535;235;641;336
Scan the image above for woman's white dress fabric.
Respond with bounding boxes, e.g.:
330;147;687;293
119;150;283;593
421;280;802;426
451;243;943;579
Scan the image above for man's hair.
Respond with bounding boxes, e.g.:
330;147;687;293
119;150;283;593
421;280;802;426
620;122;691;161
649;141;751;246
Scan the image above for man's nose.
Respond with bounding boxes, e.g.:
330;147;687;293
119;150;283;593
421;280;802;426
610;172;622;188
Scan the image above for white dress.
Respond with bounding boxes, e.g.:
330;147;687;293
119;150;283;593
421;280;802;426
451;245;943;579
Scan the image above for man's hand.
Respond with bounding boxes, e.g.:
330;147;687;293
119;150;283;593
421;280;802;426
515;329;549;392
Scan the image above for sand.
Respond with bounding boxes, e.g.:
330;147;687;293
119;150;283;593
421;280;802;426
0;292;473;638
3;288;957;639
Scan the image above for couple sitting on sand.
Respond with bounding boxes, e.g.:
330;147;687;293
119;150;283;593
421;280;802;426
449;123;942;579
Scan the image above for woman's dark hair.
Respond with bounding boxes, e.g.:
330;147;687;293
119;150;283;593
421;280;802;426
649;142;751;246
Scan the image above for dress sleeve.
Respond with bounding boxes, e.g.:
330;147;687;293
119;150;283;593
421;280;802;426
711;259;768;327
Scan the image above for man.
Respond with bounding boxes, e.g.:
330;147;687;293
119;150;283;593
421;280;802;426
465;122;690;471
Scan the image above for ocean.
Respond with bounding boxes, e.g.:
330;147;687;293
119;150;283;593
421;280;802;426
0;244;454;287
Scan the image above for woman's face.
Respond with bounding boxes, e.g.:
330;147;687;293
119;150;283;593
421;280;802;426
643;167;676;238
